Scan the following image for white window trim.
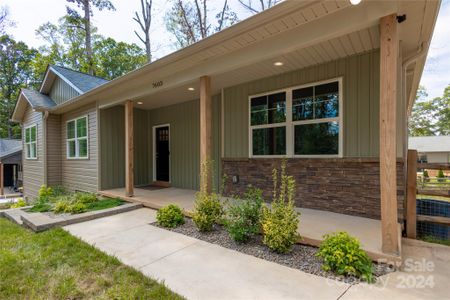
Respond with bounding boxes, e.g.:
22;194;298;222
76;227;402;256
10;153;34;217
24;124;38;160
66;115;89;160
248;77;343;158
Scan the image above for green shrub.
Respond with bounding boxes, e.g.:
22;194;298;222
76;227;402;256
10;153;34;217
225;186;263;242
261;160;299;253
54;199;70;214
437;169;445;178
157;204;185;228
423;170;429;178
192;160;224;232
10;198;27;209
67;202;87;214
193;191;223;232
317;231;374;282
28;200;52;213
74;192;97;204
38;185;54;200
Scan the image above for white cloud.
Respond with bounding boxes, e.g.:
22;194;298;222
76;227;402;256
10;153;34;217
420;0;450;99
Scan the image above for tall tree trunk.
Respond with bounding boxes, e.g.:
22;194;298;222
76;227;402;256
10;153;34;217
84;0;94;75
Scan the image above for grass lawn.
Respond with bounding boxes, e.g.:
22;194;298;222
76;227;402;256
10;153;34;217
419;235;450;247
0;218;183;299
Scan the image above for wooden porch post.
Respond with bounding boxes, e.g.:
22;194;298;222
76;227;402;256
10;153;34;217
200;76;212;192
125;100;134;197
379;14;399;255
406;150;417;238
0;163;4;196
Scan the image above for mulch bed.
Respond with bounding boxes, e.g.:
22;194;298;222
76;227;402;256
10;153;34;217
153;218;395;283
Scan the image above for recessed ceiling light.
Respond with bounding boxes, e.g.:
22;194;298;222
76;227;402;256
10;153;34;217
188;87;195;91
273;61;284;66
350;0;361;5
137;101;143;105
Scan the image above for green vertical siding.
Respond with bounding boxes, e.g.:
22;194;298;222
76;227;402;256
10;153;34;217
223;49;385;158
49;77;80;104
100;106;149;190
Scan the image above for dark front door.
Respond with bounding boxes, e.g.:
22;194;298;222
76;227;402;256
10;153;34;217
155;126;170;182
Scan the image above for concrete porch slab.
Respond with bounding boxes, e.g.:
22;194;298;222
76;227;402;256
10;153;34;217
100;187;401;261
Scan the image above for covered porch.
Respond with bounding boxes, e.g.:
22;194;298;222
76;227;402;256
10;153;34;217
99;187;401;262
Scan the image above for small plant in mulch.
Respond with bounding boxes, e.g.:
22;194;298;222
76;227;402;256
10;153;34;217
10;198;27;209
157;204;185;228
225;186;263;243
192;160;224;232
437;169;446;182
261;160;300;254
316;231;374;283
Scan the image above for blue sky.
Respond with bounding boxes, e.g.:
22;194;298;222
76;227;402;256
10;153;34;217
2;0;449;99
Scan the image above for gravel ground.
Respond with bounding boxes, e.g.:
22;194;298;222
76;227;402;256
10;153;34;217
152;218;395;283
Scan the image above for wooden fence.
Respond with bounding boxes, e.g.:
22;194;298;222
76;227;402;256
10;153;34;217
406;150;450;239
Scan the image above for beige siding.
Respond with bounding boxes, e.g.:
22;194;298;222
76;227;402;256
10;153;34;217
426;152;450;163
22;105;44;200
46;114;62;186
61;103;98;192
49;77;80;104
223;49;395;158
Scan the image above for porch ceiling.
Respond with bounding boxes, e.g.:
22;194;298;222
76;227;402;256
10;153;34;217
134;25;381;110
49;0;439;114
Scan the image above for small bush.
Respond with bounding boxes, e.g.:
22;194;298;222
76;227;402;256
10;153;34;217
54;200;70;214
11;198;27;209
38;185;54;200
157;204;185;228
192;160;224;232
28;200;52;213
437;169;445;178
261;160;299;253
225;187;263;242
67;202;87;214
74;192;97;204
423;170;429;178
317;231;374;282
193;191;223;232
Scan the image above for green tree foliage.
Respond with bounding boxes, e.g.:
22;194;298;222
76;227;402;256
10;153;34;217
409;84;450;136
66;0;116;75
94;38;147;80
165;0;238;48
0;35;37;138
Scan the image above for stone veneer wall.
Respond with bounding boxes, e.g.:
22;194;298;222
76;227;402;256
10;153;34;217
222;158;404;220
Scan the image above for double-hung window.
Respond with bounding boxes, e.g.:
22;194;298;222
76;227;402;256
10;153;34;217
25;125;37;159
67;116;88;159
250;92;287;156
249;78;342;157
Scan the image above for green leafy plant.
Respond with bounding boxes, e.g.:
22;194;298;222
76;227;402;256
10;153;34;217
67;202;87;214
38;185;54;200
316;231;374;283
261;160;299;253
28;200;52;213
54;199;70;214
192;160;224;232
225;186;263;242
10;198;27;209
437;169;445;178
157;204;185;228
74;192;98;204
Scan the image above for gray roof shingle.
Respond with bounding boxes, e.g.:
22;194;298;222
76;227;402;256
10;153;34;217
51;65;109;93
21;89;57;109
0;139;22;159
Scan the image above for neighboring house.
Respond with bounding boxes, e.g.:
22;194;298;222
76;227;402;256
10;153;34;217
409;136;450;163
11;1;441;256
0;139;22;195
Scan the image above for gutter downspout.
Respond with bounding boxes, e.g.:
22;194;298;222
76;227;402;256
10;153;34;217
43;110;50;187
402;42;427;223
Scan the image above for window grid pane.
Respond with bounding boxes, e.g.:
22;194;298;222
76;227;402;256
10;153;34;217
67;121;75;139
77;117;87;138
78;138;88;157
252;127;286;156
250;92;286;126
30;126;36;142
294;122;339;155
68;140;76;158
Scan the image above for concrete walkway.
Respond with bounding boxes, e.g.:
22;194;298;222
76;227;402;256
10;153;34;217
64;208;348;300
64;208;449;300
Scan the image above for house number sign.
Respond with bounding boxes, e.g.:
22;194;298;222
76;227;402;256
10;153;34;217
152;81;163;88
